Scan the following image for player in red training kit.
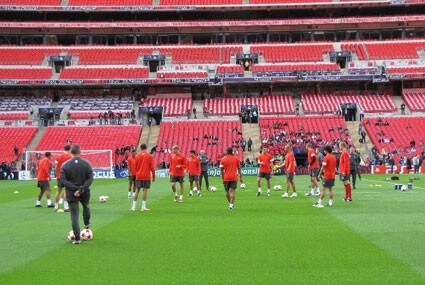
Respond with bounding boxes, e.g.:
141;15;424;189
339;142;352;202
257;147;273;196
220;147;243;210
186;150;201;197
279;145;297;198
54;144;72;212
127;149;137;199
169;145;186;203
35;152;54;208
131;144;155;211
314;145;337;208
305;143;320;196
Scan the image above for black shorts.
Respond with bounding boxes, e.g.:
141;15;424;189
128;175;136;182
258;172;271;179
37;181;50;189
135;180;151;189
189;175;199;183
310;168;319;178
57;179;65;188
322;178;335;188
286;173;294;181
170;175;184;183
339;174;350;181
223;181;237;191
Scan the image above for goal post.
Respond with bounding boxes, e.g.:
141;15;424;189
24;149;114;180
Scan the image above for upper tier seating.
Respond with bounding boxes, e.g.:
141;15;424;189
204;95;294;116
143;97;192;117
0;112;29;120
216;65;244;75
259;116;350;155
341;44;368;61
250;44;334;63
0;0;60;5
364;117;425;156
402;90;425;112
59;67;149;80
69;48;141;65
252;63;340;73
302;93;397;114
36;126;142;165
0;96;51;118
154;120;243;167
0;68;52;80
365;42;425;60
68;0;152;5
157;71;207;79
160;0;241;4
0;127;37;164
387;66;425;75
251;0;331;3
0;48;60;65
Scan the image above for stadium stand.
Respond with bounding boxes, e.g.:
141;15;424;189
142;97;192;117
402;89;425;112
204;95;294;116
387;66;425;75
259;116;351;155
364;117;425;157
252;63;340;73
301;93;397;114
364;42;425;60
0;127;37;164
160;0;242;4
154;120;243;167
250;44;334;63
59;67;149;80
0;48;60;65
0;68;52;80
68;0;152;5
0;0;60;5
157;71;207;79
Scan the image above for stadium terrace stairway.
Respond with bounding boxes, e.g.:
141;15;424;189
241;122;261;161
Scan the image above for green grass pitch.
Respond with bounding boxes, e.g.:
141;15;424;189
1;174;425;284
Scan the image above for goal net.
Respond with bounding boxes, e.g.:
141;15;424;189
24;149;114;180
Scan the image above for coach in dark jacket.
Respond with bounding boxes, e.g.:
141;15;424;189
349;147;360;189
61;144;93;244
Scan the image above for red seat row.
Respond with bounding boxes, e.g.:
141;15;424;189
0;68;52;80
0;127;37;164
402;89;425;112
250;44;334;63
143;97;192;117
252;63;340;72
59;67;149;79
0;112;29;120
157;71;207;79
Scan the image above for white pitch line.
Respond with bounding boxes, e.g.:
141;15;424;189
361;178;425;191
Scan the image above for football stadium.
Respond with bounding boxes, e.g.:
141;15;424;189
1;0;425;284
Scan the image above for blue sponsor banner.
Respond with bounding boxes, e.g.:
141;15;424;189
93;169;114;178
114;168;170;179
115;169;129;178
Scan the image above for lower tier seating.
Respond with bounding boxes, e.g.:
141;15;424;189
142;97;192;117
0;127;37;164
402;90;425;112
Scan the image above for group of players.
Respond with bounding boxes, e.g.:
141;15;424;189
125;140;354;211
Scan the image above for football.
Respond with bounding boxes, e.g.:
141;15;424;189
210;186;217;192
273;165;280;171
99;196;107;203
80;229;93;241
240;183;246;189
68;230;75;242
401;185;407;191
273;185;282;190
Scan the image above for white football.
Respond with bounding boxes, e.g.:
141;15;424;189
273;185;282;190
80;229;93;241
210;186;217;192
240;183;246;189
68;230;75;242
193;187;198;192
99;196;107;203
401;185;407;191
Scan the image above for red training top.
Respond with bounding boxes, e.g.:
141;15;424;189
127;156;137;176
322;153;337;179
307;148;319;170
55;152;72;179
339;149;351;175
284;151;295;174
220;154;240;182
186;156;201;176
258;153;273;174
170;152;186;177
38;157;51;182
135;151;155;181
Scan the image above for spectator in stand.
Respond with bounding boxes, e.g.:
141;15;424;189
192;107;197;119
412;155;420;174
248;137;253;152
241;138;246;152
14;146;19;157
401;103;406;115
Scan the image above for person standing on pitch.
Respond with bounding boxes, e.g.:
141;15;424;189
305;143;320;196
127;149;137;198
131;144;155;211
169;145;186;202
349;147;360;189
220;147;243;210
187;150;201;197
198;150;210;191
257;147;273;196
54;145;72;212
279;145;297;198
314;145;337;208
61;145;93;244
339;142;352;202
35;152;54;208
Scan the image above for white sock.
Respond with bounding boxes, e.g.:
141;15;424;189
132;201;137;208
258;188;262;192
230;203;234;208
64;201;69;209
316;187;320;192
142;201;146;209
54;203;58;208
189;190;193;195
36;200;41;206
179;195;183;200
59;198;64;204
174;192;178;197
318;199;323;205
328;199;333;206
47;199;52;205
310;187;314;194
267;189;270;193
